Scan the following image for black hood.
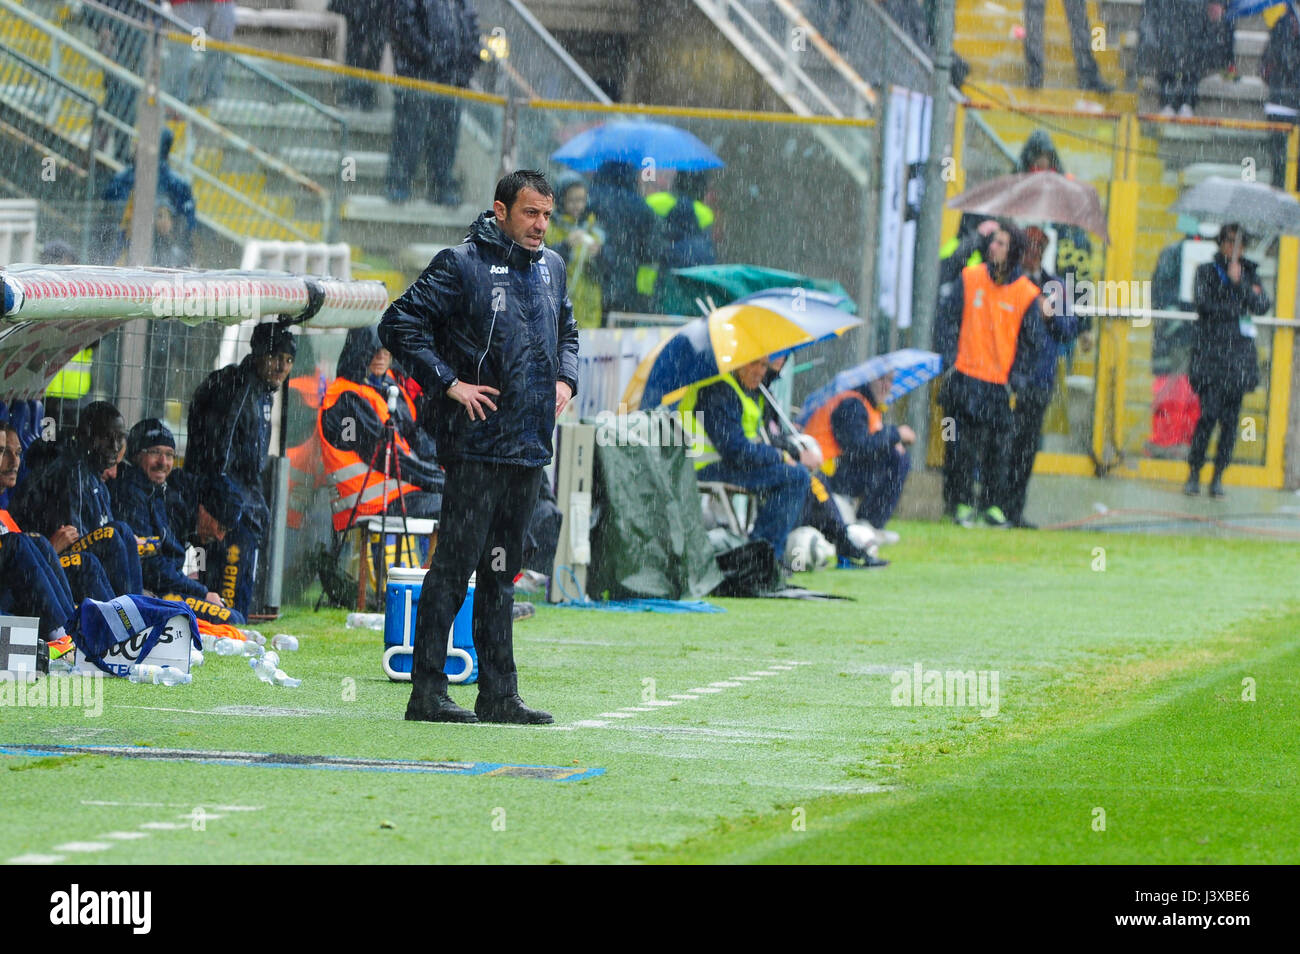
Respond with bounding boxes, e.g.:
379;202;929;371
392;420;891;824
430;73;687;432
337;325;383;384
468;211;543;270
592;160;638;192
1017;129;1063;174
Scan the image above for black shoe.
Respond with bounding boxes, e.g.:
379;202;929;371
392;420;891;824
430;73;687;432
1209;477;1225;498
1182;476;1200;496
405;692;479;724
511;600;535;621
1011;518;1038;529
1081;76;1114;94
475;693;554;725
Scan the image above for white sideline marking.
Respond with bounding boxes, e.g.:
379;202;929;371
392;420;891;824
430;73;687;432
138;822;187;831
572;661;812;729
177;813;225;821
53;842;111;853
7;854;64;865
100;832;149;841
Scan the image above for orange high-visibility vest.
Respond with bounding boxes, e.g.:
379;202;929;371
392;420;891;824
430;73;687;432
803;391;883;462
317;378;421;531
1;509;20;532
953;264;1041;385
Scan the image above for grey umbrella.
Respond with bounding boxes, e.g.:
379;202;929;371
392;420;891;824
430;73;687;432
1169;176;1300;235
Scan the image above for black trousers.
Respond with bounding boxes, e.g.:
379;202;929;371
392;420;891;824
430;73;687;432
386;89;462;199
944;374;1013;513
1023;0;1103;86
1004;388;1052;524
1187;385;1245;475
410;461;542;702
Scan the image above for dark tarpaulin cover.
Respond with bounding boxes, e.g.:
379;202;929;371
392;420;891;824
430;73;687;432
588;437;722;601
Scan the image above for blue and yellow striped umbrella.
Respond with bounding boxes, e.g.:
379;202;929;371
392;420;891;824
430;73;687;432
622;298;861;410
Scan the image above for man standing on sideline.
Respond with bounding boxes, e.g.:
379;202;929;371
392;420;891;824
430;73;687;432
185;322;296;617
380;170;579;725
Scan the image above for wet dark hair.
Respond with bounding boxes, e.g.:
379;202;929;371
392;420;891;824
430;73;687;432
1217;223;1247;245
994;220;1026;270
495;169;553;211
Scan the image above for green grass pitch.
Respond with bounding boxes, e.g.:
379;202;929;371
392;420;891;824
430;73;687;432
2;522;1296;864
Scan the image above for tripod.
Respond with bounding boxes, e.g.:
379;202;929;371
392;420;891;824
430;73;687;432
315;386;418;611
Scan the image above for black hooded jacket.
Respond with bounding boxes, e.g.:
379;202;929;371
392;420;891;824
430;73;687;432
9;439;116;538
379;212;579;467
1190;252;1270;395
108;462;206;600
320;326;444;490
185;355;276;536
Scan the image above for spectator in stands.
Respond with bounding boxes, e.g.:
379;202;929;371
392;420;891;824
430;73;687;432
185;322;296;616
8;401;144;596
1004;226;1082;528
638;170;717;304
100;128;197;264
1021;0;1113;92
1138;0;1234;118
318;325;445;530
385;0;481;206
83;0;151;161
587;160;661;318
546;174;605;329
1264;6;1300;190
330;0;388;111
936;222;1049;528
1185;224;1269;498
108;419;244;625
169;0;238;105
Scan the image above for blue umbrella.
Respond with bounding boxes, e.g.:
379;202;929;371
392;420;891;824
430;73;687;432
552;120;724;173
734;286;858;314
796;349;942;427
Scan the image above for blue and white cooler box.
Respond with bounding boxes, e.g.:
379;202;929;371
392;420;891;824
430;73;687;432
383;567;476;683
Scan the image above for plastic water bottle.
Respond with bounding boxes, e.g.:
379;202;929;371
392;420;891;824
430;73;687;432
128;664;162;683
346;612;385;631
242;641;266;658
271;634;299;652
201;632;218;653
261;650;280;670
240;628;266;645
157;667;192;686
215;637;242;656
249;656;276;683
190;648;205;668
272;669;301;688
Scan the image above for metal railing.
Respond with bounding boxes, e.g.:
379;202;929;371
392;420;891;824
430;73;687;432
0;44;100;260
0;0;336;248
691;0;874;183
474;0;611;105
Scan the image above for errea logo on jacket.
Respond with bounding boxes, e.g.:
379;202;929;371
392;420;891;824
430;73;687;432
490;265;509;274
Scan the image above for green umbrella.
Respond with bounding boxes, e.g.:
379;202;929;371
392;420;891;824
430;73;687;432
656;264;854;316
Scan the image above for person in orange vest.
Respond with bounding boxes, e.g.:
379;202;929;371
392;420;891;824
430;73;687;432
935;222;1049;528
804;371;915;533
318;326;445;532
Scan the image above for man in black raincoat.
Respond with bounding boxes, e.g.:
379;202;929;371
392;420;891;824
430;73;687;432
1185;224;1270;498
380;169;579;725
185;322;296;616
